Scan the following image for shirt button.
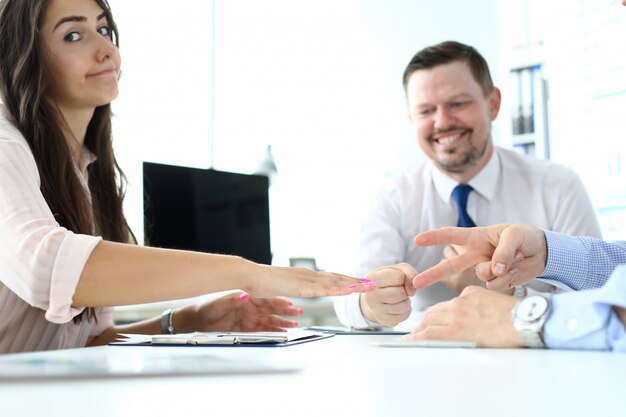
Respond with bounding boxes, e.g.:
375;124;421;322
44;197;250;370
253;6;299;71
567;319;578;332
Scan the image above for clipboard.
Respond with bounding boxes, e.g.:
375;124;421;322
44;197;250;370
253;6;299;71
109;329;334;347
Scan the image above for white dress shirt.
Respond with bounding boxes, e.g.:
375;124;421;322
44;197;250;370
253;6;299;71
0;103;110;353
334;147;602;330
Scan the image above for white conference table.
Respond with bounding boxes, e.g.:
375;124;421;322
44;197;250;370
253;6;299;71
1;334;624;417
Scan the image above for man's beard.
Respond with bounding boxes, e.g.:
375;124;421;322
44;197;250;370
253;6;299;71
434;131;490;174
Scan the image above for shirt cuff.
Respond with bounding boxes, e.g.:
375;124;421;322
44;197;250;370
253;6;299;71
45;233;102;324
541;230;589;290
333;293;382;329
544;288;612;350
606;313;626;351
543;265;626;351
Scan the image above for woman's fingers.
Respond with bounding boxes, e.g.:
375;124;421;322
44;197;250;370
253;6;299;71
249;264;380;298
292;270;380;297
251;297;303;317
245;314;298;332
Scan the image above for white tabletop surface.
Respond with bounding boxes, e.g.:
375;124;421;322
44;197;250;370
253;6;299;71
1;334;624;417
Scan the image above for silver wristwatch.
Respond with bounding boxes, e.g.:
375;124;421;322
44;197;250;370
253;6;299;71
512;294;551;348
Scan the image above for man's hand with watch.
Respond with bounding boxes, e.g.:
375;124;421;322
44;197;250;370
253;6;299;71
405;285;552;348
407;224;555;347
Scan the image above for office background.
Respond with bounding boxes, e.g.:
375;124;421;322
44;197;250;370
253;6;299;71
108;0;626;275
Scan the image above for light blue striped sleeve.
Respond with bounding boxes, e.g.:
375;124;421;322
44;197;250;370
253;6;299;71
543;265;626;351
539;231;626;291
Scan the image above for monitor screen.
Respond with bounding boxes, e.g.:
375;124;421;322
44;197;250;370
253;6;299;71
143;162;272;265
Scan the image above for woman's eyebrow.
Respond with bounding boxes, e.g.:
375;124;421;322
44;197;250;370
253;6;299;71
53;12;107;31
53;16;86;31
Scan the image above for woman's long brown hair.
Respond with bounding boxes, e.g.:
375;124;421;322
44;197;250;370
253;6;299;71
0;0;132;322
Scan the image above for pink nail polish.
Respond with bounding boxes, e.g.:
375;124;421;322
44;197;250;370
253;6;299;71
298;308;304;314
239;292;250;301
363;281;379;286
346;284;356;289
359;278;372;282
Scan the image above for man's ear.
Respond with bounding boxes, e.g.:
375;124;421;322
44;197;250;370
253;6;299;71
405;95;414;123
488;87;501;120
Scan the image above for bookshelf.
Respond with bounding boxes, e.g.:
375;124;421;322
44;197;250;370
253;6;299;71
497;0;551;159
508;64;549;159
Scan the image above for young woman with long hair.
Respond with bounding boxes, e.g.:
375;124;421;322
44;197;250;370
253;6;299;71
0;0;376;354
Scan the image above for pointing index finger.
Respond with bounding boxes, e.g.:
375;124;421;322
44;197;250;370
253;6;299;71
412;251;474;290
414;227;473;248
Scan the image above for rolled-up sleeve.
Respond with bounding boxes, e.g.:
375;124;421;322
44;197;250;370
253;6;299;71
0;122;102;324
47;231;102;322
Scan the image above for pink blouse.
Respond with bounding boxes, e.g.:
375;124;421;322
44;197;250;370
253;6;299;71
0;103;112;354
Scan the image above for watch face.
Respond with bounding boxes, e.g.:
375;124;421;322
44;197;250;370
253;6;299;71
516;295;549;322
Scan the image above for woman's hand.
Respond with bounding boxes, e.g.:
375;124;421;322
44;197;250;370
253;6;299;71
176;292;304;333
241;263;378;298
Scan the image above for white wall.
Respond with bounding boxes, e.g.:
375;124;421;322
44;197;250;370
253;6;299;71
109;0;215;239
110;0;499;273
496;0;626;241
541;0;626;241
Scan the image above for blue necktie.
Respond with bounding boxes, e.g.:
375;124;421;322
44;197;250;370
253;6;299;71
451;184;476;228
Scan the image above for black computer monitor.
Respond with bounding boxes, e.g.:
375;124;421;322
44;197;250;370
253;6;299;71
143;162;272;265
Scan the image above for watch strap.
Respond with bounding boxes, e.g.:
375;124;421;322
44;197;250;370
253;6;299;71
518;328;546;348
512;285;527;297
160;308;175;334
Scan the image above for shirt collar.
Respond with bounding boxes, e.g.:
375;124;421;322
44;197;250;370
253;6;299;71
431;148;500;204
77;146;98;178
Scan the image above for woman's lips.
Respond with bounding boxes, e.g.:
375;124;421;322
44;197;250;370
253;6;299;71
87;67;116;77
